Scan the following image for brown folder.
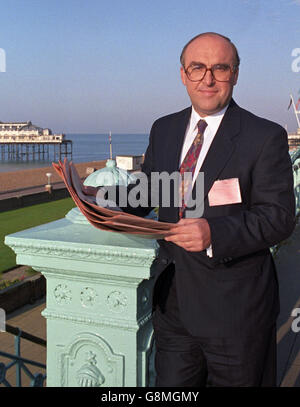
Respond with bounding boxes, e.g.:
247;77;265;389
52;158;173;238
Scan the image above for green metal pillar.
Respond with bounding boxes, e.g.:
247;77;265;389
5;207;158;387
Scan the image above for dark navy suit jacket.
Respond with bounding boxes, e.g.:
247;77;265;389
128;99;296;338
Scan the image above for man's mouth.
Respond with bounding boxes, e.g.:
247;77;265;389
199;89;218;95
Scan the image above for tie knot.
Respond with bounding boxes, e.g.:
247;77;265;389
197;119;207;135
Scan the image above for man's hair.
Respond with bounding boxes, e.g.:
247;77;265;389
180;32;240;68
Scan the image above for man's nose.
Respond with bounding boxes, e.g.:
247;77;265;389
202;69;215;85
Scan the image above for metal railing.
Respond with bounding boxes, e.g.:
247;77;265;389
291;148;300;215
0;323;46;387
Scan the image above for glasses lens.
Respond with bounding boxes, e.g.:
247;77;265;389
186;65;206;81
212;64;231;81
186;64;232;82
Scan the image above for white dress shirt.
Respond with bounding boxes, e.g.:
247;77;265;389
180;104;229;257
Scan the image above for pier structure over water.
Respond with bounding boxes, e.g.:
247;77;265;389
0;121;72;161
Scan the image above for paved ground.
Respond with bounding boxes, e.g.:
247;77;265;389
0;182;66;200
0;221;299;387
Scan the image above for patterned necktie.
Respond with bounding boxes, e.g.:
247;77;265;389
179;119;207;218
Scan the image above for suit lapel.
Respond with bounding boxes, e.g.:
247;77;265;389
166;107;192;173
199;99;241;199
161;107;191;222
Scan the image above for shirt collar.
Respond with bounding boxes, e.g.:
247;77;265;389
190;104;229;134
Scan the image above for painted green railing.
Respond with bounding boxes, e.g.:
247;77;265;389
291;148;300;215
0;324;46;387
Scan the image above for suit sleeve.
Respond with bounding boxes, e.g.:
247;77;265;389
109;122;156;217
207;128;296;260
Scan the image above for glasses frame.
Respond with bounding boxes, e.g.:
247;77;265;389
183;63;239;82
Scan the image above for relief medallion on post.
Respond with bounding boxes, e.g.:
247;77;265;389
106;291;128;313
80;287;98;308
54;284;72;304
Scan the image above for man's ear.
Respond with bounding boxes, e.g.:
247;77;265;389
233;67;239;86
180;66;187;86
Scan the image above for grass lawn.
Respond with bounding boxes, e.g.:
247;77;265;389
0;198;75;274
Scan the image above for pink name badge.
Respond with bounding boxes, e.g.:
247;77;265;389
208;178;242;206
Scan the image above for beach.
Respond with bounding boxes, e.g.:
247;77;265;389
0;160;106;193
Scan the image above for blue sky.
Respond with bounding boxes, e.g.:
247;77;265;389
0;0;300;133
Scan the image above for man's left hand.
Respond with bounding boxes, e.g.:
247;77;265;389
164;218;211;252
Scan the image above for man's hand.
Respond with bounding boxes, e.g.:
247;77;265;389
164;218;211;252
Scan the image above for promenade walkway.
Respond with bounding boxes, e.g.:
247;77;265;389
1;220;299;387
0;182;66;200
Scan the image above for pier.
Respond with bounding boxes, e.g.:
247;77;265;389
0;140;72;161
0;120;72;161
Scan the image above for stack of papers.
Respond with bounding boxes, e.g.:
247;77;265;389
53;158;172;238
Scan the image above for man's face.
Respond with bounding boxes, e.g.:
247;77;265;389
180;35;239;116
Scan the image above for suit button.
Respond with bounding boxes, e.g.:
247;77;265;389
161;258;169;265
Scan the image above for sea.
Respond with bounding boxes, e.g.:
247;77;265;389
0;133;149;173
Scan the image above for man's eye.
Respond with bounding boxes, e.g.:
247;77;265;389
214;64;230;71
192;65;205;71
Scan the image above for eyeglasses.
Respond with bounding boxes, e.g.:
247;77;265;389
184;63;238;82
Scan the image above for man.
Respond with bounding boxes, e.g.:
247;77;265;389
138;32;295;387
